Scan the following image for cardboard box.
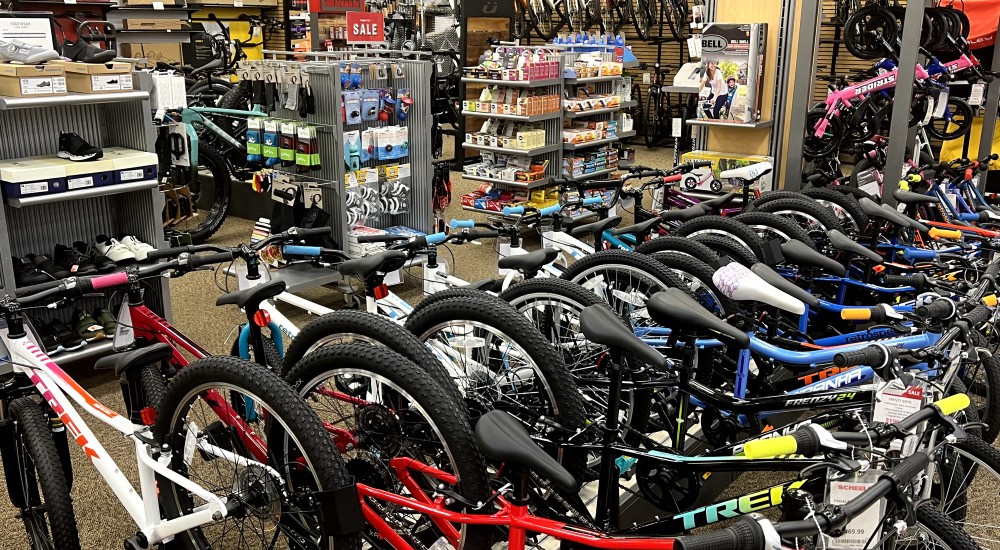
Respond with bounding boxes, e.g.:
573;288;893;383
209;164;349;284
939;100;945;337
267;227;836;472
0;64;66;98
103;148;159;184
679;150;774;193
122;43;183;67
0;158;67;198
53;61;134;93
126;0;180;6
124;18;190;30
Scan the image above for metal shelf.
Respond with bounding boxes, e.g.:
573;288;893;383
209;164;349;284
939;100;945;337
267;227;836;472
565;106;619;118
463;143;561;156
186;2;273;7
562;166;620;180
0;90;149;110
618;130;637;138
462;173;552;189
565;75;622;84
563;137;617;151
7;179;158;207
20;0;113;4
621;100;637;108
460;77;562;88
662;85;700;94
118;29;200;33
686;119;774;129
110;4;201;8
461;110;561;122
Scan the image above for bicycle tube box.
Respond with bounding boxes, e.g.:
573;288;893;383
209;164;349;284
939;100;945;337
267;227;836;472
55;158;116;190
0;158;66;199
103;148;159;185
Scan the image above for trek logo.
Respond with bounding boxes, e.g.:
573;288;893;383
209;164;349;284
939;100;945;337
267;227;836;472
28;370;99;460
787;392;859;406
797;366;849;385
854;74;896;96
800;368;867;392
844;329;896;343
702;35;729;52
673;479;808;529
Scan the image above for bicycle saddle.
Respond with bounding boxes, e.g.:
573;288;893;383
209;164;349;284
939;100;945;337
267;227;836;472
579;304;666;370
612;216;662;236
701;193;738;209
475;410;578;494
570;216;622;237
720;162;772;182
660;204;710;222
827;229;882;263
859;198;929;233
750;263;820;308
712;261;805;315
647;288;751;348
216;280;287;309
780;240;847;276
498;248;558;274
880;203;929;233
94;342;172;376
338;250;409;279
190;58;224;76
892;189;937;205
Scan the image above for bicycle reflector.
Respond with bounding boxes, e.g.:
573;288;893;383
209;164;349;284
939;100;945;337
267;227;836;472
373;283;389;300
141;407;156;426
253;310;271;327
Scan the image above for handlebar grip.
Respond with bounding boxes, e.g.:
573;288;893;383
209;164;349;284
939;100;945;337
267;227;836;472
959;212;989;223
915;298;955;320
687;160;713;169
425;232;447;245
987;262;1000;280
745;427;822;459
929;227;963;240
633;170;665;178
963;304;992;326
355;234;405;243
502;206;525;216
902;248;937;262
89;271;130;291
934;393;971;416
675;517;765;550
883;273;926;289
834;345;886;368
539;204;563;216
841;308;873;321
450;219;476;228
289;226;333;239
14;279;63;298
283;245;322;257
582;196;603;206
466;229;500;240
146;247;186;261
880;452;930;490
966;168;974;180
188;251;236;269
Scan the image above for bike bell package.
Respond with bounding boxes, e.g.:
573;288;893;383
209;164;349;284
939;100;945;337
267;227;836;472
698;23;767;123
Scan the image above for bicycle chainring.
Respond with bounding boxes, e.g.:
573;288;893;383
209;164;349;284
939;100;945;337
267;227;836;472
700;407;757;448
635;456;702;513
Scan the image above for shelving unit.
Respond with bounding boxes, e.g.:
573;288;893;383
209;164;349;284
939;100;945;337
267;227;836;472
7;180;158;207
561;49;627;183
464;143;562;156
565;106;620;119
461;77;563;88
463;174;552;189
562;166;619;181
461;111;561;123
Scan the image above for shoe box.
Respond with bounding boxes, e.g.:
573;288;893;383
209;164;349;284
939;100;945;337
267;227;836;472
0;64;67;98
51;61;134;93
123;19;191;31
102;147;158;184
122;43;184;68
0;158;66;198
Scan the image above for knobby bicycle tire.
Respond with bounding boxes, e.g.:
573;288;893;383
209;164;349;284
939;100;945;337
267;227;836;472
633;235;722;267
733;211;817;250
163;143;232;244
801;187;870;234
649;251;739;316
673;215;768;260
690;233;760;268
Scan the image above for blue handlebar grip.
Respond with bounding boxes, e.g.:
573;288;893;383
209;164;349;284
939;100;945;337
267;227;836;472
902;248;937;261
426;232;447;245
503;206;525;216
449;219;475;229
582;196;603;205
539;204;563;216
959;213;981;221
283;245;322;257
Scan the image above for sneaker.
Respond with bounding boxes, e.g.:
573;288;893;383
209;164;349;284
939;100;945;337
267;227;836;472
73;241;114;272
61;39;116;64
32;320;63;355
72;309;105;342
13;257;50;286
48;319;85;350
93;307;116;334
54;244;98;275
118;234;155;262
0;40;59;64
25;254;70;280
58;132;103;162
95;235;136;265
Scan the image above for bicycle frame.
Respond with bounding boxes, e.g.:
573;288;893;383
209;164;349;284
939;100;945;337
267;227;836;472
177;105;265;165
814;64;931;138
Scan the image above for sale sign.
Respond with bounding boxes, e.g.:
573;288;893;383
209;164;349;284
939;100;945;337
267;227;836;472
346;12;385;44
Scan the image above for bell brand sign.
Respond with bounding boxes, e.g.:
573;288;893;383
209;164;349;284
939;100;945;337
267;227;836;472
346;12;385;44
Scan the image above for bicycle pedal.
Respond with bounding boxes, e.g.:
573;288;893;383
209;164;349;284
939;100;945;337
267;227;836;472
124;533;148;549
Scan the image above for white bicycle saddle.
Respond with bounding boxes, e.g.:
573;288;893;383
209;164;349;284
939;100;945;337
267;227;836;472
712;260;805;315
720;161;773;181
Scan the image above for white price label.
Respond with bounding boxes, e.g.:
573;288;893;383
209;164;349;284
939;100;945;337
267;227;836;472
860;181;881;198
642;72;650;85
671;117;683;137
873;381;923;425
234;0;243;6
18;181;49;195
969;83;986;107
933;91;949;118
825;471;886;550
120;169;145;182
67;176;94;190
921;97;935;126
152;1;164;8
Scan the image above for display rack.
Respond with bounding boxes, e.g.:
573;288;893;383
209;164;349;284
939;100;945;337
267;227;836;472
0;72;171;351
561;48;628;182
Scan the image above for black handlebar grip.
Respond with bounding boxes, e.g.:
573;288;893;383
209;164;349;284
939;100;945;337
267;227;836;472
915;298;955;320
806;173;827;184
986;262;1000;280
290;226;333;239
884;273;927;290
355;234;406;243
187;251;236;269
634;170;664;178
868;307;888;324
791;427;822;457
834;345;886;368
466;229;500;240
963;304;992;326
689;160;714;169
14;279;64;298
675;517;765;550
880;452;930;490
146;246;192;261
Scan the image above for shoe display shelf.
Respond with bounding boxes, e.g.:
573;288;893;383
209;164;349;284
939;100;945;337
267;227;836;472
0;72;170;362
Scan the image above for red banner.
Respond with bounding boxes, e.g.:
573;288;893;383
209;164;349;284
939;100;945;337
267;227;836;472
308;0;362;13
345;12;385;44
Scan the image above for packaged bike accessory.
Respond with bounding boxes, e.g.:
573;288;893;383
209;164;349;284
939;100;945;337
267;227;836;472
360;128;376;163
343;130;362;171
251;169;273;193
279;121;298;166
379;89;395;122
296;125;321;172
343;91;363;125
246;117;263;162
361;89;380;121
262;119;279;161
271;173;300;206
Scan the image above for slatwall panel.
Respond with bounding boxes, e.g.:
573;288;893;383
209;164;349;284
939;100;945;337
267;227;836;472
812;0;887;103
264;6;288;50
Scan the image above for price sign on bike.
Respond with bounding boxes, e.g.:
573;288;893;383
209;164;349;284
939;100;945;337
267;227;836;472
825;470;886;550
346;12;384;44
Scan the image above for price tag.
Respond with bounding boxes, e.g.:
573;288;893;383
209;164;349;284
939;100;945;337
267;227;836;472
933;90;949;118
969;83;986;107
921;96;935;126
873;379;924;425
642;72;650;85
234;0;243;5
65;0;76;4
860;180;880;198
671;117;683;137
824;470;886;550
152;1;164;8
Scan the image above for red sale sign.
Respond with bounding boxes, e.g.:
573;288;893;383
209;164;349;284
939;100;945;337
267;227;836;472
346;12;385;44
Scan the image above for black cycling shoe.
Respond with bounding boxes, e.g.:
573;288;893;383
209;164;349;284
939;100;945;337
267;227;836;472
49;319;85;351
54;244;98;275
73;241;115;272
32;320;63;355
13;257;50;286
62;39;116;63
58;132;103;162
25;254;70;280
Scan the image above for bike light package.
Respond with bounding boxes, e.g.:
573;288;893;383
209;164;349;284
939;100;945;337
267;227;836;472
698;23;767;123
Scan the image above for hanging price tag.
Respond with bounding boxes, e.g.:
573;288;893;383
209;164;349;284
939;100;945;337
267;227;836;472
969;83;986;107
824;470;886;550
671;118;683;138
873;380;924;425
933;90;949;118
921;96;935;126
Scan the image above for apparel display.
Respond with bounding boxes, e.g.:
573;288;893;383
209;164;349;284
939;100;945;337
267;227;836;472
0;0;998;548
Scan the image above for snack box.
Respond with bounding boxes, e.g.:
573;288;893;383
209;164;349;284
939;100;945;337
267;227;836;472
103;148;159;184
0;157;67;199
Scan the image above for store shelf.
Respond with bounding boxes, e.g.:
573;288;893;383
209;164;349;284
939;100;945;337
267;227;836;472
618;130;637;139
662;85;700;94
187;2;273;6
7;180;158;207
565;75;622;84
48;340;116;364
110;4;201;9
463;143;561;156
461;110;561;122
686;119;774;129
0;90;150;110
20;0;113;4
563;137;617;151
562;166;620;180
462;173;552;189
621;100;637;108
118;29;200;33
565;106;619;118
461;77;562;88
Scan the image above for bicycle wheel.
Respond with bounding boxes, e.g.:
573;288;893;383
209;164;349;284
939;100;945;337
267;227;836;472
648;251;738;316
403;295;589;482
962;354;1000;444
4;397;80;550
901;501;983;550
933;434;1000;549
800;187;870;234
926;97;974;142
154;356;360;550
229;334;282;374
513;1;530;38
633;235;722;266
187;78;235;106
644;87;662;148
662;0;687;42
804;110;845;159
285;344;493;550
673;215;768;260
733;211;817;250
161;143;232;244
843;4;898;60
755;196;845;241
690;234;760;268
629;0;656;41
532;0;564;40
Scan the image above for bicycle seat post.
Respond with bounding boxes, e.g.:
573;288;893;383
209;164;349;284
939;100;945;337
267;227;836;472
594;345;625;530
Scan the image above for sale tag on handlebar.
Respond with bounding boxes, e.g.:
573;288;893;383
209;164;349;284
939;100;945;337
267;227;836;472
873;378;924;426
824;469;886;550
